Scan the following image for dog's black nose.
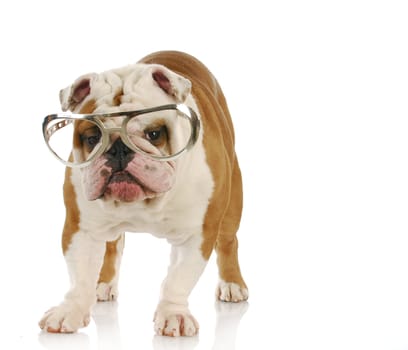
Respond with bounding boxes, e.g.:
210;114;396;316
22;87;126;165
106;139;134;171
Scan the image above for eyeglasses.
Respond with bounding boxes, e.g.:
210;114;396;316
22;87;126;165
42;104;200;168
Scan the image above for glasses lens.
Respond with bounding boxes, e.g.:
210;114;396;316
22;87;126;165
125;110;192;158
45;118;103;165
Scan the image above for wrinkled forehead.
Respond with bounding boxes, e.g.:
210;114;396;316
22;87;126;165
61;62;191;115
78;69;176;115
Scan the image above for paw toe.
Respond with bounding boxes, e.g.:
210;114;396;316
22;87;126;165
96;282;118;302
39;304;90;333
216;281;249;302
154;309;199;337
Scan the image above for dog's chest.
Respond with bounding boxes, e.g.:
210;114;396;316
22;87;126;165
78;192;211;242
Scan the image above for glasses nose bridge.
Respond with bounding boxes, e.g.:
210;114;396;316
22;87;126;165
104;126;123;135
95;115;126;134
102;125;129;152
100;127;122;150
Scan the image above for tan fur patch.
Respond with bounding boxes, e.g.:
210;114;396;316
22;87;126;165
62;99;97;254
113;89;123;106
98;236;122;283
79;99;97;114
62;166;80;254
72;120;100;162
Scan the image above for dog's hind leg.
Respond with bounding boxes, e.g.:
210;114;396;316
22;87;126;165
96;234;125;301
215;159;248;302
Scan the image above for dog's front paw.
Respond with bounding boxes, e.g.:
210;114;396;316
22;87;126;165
39;303;91;333
216;280;249;302
154;304;199;337
96;282;118;302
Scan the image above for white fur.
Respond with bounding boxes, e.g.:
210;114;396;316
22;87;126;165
216;280;249;303
39;232;106;332
40;63;215;336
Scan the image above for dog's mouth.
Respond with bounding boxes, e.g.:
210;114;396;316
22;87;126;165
83;152;175;202
102;171;156;202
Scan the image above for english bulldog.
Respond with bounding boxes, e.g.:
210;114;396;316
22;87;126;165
39;51;248;337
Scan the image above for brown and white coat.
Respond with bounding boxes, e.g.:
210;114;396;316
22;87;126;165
39;51;247;337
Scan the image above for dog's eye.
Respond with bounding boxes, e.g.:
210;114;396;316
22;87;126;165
144;126;168;146
86;134;101;146
81;129;102;149
146;130;161;141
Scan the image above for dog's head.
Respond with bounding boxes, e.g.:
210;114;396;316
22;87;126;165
60;64;192;203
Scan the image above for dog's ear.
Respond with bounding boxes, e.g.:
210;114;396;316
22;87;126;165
59;73;97;111
151;66;191;103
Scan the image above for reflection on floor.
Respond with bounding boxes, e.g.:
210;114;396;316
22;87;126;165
38;300;249;350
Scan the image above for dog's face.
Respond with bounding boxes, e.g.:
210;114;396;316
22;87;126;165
76;121;176;203
60;64;192;203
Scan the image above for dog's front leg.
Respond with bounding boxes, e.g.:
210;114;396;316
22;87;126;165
154;233;207;337
39;231;106;333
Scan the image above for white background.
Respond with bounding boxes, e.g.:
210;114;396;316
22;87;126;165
1;1;408;349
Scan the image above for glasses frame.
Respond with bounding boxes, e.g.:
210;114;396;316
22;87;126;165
42;103;201;168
